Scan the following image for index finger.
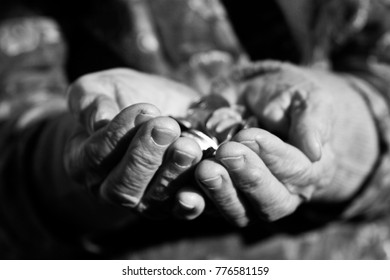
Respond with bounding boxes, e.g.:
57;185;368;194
233;128;321;201
216;142;303;222
288;87;332;162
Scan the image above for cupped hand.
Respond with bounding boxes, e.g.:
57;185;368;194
64;68;205;219
195;61;379;227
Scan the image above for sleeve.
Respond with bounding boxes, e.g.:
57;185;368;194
0;100;135;259
0;103;82;258
309;0;390;220
0;6;142;258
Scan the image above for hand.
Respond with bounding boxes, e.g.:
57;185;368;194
194;61;379;227
64;68;205;219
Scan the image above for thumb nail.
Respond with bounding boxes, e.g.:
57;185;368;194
304;131;322;162
134;113;156;126
151;128;178;146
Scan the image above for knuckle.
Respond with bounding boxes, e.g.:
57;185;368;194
148;183;170;202
123;161;150;187
236;171;264;193
104;128;126;149
84;140;107;169
149;171;176;199
159;171;176;184
129;146;162;171
102;176;141;207
214;189;236;207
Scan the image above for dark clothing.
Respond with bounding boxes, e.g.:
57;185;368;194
1;0;390;259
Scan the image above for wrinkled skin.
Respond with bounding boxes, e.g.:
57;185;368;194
65;68;206;219
194;61;379;226
65;62;378;227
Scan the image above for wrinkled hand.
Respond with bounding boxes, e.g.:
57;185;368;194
64;68;205;219
195;61;379;227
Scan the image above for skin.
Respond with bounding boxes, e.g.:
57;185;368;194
65;62;379;227
194;61;379;226
65;68;205;219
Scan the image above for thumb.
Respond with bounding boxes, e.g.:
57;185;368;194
288;89;331;162
67;75;121;135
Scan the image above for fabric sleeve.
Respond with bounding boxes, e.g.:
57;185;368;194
309;0;390;220
0;100;135;259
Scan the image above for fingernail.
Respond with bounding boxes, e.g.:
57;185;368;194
173;150;195;168
134;113;155;126
220;156;244;170
151;128;177;146
174;201;199;220
93;107;118;132
93;119;110;132
201;176;222;190
89;109;109;134
304;132;322;162
178;200;196;210
174;190;205;220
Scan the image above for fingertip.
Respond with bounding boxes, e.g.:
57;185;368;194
289;105;324;162
140;116;180;147
262;102;285;123
134;113;156;127
75;95;120;135
92;101;120;132
288;91;330;162
130;103;161;126
215;141;248;161
171;138;203;168
195;159;224;182
151;127;179;146
153;116;181;134
300;130;322;162
66;81;85;116
174;187;206;220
